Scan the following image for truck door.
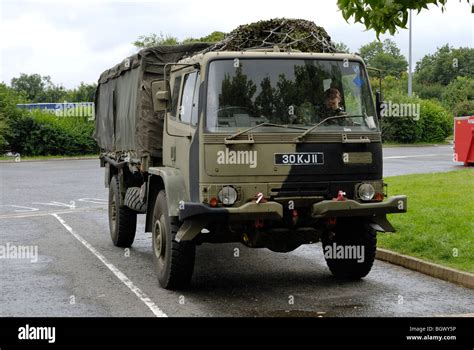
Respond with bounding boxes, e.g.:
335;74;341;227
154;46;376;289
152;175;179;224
165;70;200;199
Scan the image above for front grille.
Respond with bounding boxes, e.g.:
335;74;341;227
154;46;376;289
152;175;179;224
269;183;329;197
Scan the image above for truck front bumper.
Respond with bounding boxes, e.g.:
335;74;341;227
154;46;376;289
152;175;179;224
311;195;407;218
179;201;284;221
175;196;407;241
178;195;406;221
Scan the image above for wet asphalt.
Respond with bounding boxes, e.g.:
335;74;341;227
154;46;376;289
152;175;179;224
0;145;472;317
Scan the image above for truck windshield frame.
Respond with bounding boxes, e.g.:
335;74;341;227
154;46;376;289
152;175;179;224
205;58;378;133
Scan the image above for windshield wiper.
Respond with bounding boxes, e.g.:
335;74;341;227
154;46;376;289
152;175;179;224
224;122;307;144
294;115;355;142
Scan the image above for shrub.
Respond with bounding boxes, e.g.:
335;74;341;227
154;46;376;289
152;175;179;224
381;92;451;143
418;99;452;142
453;100;474;117
5;111;97;156
441;76;474;111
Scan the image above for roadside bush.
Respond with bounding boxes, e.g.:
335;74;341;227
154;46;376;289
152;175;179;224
381;92;451;143
418;99;452;143
0;83;27;151
441;76;474;111
381;92;422;143
1;82;97;156
453;100;474;117
5;111;97;156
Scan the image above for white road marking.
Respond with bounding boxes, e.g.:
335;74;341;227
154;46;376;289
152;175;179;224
0;206;105;219
32;201;76;209
51;213;167;318
0;205;39;212
78;198;108;204
383;153;448;159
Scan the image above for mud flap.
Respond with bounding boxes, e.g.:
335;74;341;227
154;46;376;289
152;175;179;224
369;215;395;233
175;219;208;242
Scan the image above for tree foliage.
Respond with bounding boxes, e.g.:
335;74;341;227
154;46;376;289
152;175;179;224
337;0;471;37
183;31;226;44
133;31;225;49
66;82;97;102
414;45;474;85
11;73;67;102
359;39;408;77
335;41;350;53
132;32;180;48
441;76;474;110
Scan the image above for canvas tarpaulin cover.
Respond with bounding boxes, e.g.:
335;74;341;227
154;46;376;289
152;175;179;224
93;43;210;158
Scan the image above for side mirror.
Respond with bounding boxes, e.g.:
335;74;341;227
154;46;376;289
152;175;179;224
375;90;384;120
151;80;170;112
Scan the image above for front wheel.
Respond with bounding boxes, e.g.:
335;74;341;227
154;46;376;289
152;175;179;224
321;219;377;279
152;190;195;290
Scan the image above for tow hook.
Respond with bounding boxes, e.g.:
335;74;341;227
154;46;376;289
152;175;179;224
334;190;347;201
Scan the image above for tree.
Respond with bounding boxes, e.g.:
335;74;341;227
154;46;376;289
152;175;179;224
441;76;474;110
337;0;471;37
359;39;408;77
66;82;97;102
334;41;350;53
10;73;67;103
183;31;226;44
11;73;47;102
132;32;179;48
134;31;226;49
414;45;474;85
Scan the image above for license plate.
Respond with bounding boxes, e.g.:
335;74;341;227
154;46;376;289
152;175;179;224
274;152;324;165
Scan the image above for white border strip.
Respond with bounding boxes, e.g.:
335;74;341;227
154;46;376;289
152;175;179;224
51;213;167;317
383;153;447;159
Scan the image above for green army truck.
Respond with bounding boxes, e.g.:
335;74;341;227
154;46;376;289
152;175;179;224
94;39;407;290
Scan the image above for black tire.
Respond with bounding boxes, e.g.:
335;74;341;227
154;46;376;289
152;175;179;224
321;219;377;279
124;187;147;213
108;175;137;247
152;190;195;290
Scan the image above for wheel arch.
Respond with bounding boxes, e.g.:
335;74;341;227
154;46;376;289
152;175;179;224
145;167;189;233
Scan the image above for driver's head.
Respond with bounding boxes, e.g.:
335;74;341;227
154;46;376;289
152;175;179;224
324;88;341;111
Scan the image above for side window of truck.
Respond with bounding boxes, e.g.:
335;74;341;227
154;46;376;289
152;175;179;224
179;72;197;125
171;76;182;118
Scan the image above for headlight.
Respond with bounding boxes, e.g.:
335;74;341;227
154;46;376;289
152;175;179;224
358;183;375;201
218;186;238;206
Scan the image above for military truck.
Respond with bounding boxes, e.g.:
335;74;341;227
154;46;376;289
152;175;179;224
94;41;407;290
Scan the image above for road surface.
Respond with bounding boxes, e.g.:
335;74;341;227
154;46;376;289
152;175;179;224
0;145;472;317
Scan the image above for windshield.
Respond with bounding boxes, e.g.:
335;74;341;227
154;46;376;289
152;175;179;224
206;58;378;133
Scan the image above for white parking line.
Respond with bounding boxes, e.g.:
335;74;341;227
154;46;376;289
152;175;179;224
51;213;167;318
384;153;449;159
0;206;105;219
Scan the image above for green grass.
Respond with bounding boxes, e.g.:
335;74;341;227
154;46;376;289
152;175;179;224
379;169;474;273
0;154;98;161
382;141;451;147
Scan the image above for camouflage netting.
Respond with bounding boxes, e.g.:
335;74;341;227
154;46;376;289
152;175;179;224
204;18;337;53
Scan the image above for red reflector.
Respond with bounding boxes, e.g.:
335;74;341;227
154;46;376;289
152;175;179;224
209;197;218;207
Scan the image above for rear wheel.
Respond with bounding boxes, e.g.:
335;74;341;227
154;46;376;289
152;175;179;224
108;175;137;247
152;190;195;290
321;219;377;279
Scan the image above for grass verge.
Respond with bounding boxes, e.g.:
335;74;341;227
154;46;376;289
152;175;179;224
379;169;474;273
0;154;98;161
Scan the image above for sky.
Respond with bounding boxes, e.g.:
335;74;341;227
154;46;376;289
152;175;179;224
0;0;472;89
